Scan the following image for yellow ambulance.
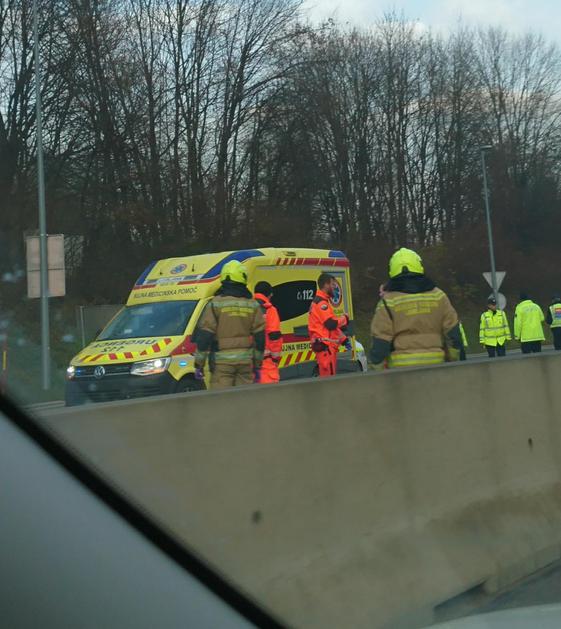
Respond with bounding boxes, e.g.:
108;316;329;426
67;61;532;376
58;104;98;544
65;247;360;405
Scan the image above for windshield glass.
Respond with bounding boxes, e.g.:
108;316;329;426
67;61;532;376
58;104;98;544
5;0;561;627
97;301;198;341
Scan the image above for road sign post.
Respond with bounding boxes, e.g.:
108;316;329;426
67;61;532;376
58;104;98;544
33;0;50;390
481;147;499;304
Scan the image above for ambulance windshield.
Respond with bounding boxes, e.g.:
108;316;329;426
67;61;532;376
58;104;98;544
97;301;198;341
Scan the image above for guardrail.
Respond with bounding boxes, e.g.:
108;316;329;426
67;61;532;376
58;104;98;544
42;353;561;628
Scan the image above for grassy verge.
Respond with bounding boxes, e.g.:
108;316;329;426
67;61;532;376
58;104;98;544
2;304;81;405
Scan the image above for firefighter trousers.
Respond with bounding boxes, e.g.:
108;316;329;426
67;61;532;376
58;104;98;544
211;363;253;389
316;347;337;377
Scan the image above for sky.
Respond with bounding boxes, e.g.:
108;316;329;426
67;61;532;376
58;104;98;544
302;0;561;44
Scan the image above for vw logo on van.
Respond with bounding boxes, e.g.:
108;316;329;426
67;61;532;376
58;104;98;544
94;365;106;379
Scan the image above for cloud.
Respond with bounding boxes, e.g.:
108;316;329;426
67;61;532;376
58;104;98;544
302;0;429;38
427;0;537;34
302;0;383;24
302;0;561;44
426;0;561;46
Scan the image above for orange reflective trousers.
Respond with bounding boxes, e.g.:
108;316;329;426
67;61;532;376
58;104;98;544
316;347;337;377
259;357;280;383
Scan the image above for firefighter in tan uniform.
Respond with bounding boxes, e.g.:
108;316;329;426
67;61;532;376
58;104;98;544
370;248;462;369
194;260;265;389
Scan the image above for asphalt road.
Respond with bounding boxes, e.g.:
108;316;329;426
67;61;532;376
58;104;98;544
434;559;561;625
26;400;65;413
479;561;561;614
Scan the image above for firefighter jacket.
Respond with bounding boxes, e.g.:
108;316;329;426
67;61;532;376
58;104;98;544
514;299;545;342
479;309;511;346
370;274;461;368
194;282;265;368
308;289;348;353
254;293;283;362
546;302;561;329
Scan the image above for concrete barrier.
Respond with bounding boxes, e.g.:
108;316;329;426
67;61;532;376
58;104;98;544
42;354;561;628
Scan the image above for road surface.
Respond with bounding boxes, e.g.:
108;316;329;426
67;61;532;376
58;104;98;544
434;560;561;625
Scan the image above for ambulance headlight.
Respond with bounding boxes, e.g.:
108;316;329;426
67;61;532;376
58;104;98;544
66;365;76;379
130;357;171;376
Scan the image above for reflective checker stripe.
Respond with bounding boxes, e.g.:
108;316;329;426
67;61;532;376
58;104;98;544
389;351;445;368
78;338;173;363
279;350;316;368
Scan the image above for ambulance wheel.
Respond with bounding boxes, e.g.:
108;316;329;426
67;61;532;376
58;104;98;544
175;376;205;393
312;366;319;378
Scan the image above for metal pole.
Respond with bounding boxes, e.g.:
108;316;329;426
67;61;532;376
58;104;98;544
481;148;498;304
33;0;50;390
80;306;86;348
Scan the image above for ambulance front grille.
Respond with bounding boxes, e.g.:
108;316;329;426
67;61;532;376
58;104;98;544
84;385;163;403
74;363;132;378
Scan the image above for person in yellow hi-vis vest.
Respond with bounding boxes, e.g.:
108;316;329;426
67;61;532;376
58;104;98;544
459;322;468;361
546;295;561;350
514;292;545;354
479;297;511;358
370;248;462;370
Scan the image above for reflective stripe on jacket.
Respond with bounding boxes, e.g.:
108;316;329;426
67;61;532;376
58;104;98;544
479;310;511;346
370;287;459;368
195;292;265;366
459;323;468;348
389;351;446;368
514;300;545;342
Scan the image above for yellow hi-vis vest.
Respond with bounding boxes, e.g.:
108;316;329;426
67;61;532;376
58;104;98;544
514;300;545;342
479;309;511;346
459;323;468;348
550;303;561;329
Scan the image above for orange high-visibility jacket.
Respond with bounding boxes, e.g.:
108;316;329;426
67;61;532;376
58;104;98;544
254;293;283;361
308;289;348;351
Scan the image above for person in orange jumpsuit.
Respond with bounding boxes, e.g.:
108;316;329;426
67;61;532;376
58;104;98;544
254;281;283;383
308;273;351;377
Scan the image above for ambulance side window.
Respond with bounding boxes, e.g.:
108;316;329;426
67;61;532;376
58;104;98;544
271;281;317;321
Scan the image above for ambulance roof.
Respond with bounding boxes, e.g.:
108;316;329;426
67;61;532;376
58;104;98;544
126;247;349;306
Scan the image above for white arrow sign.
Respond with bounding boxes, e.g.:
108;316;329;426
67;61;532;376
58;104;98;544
483;271;506;289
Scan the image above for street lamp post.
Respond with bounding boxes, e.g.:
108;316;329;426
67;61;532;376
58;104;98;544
32;0;50;390
480;145;499;305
